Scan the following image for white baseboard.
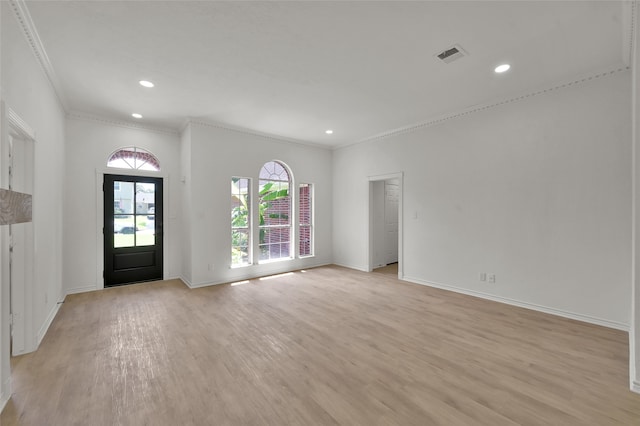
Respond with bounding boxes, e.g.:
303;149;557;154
181;262;333;289
179;276;192;287
186;279;227;289
65;284;98;295
179;275;224;289
0;377;10;414
403;275;629;331
303;262;332;270
0;393;8;416
332;262;370;272
632;380;640;394
37;300;63;346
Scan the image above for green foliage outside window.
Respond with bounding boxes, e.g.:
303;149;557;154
231;179;289;265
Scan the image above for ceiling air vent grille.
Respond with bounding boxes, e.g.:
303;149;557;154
435;44;467;64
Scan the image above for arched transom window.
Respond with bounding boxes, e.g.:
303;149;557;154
107;147;160;171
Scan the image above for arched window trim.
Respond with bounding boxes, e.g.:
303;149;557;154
107;147;161;171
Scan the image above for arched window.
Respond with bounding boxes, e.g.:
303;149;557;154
107;147;160;171
258;161;292;262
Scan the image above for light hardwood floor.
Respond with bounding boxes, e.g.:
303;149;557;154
373;263;399;276
1;265;639;425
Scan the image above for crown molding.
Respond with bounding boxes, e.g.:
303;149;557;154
67;111;179;136
9;0;68;112
335;64;630;151
185;118;330;150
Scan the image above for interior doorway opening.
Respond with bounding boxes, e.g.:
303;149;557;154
368;173;403;278
0;105;36;410
2;111;35;358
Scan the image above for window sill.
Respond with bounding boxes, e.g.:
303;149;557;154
230;263;252;269
258;257;294;265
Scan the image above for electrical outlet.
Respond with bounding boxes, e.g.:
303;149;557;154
208;263;214;271
479;272;487;282
488;273;496;283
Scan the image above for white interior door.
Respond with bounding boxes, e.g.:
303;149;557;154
368;173;403;275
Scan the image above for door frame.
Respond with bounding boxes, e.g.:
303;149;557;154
2;107;35;357
368;172;404;278
95;169;170;290
103;174;163;286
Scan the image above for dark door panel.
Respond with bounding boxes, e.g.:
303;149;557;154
104;174;163;286
113;251;156;270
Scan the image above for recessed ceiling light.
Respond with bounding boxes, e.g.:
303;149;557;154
325;130;334;135
494;64;511;73
132;113;143;119
139;80;154;88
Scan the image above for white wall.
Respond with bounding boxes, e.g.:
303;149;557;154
180;124;193;284
0;0;6;411
63;118;181;293
1;0;66;396
181;122;332;286
631;0;640;394
334;70;632;329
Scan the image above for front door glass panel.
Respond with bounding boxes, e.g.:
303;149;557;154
135;182;155;247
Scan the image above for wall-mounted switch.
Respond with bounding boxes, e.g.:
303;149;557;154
479;272;487;282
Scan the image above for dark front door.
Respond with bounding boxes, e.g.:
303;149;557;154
104;174;163;287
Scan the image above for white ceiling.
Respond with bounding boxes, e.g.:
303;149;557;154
23;1;628;147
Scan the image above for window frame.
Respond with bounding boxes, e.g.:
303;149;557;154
231;176;252;268
298;182;314;258
258;161;293;264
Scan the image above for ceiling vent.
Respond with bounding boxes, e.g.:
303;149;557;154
435;44;468;64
